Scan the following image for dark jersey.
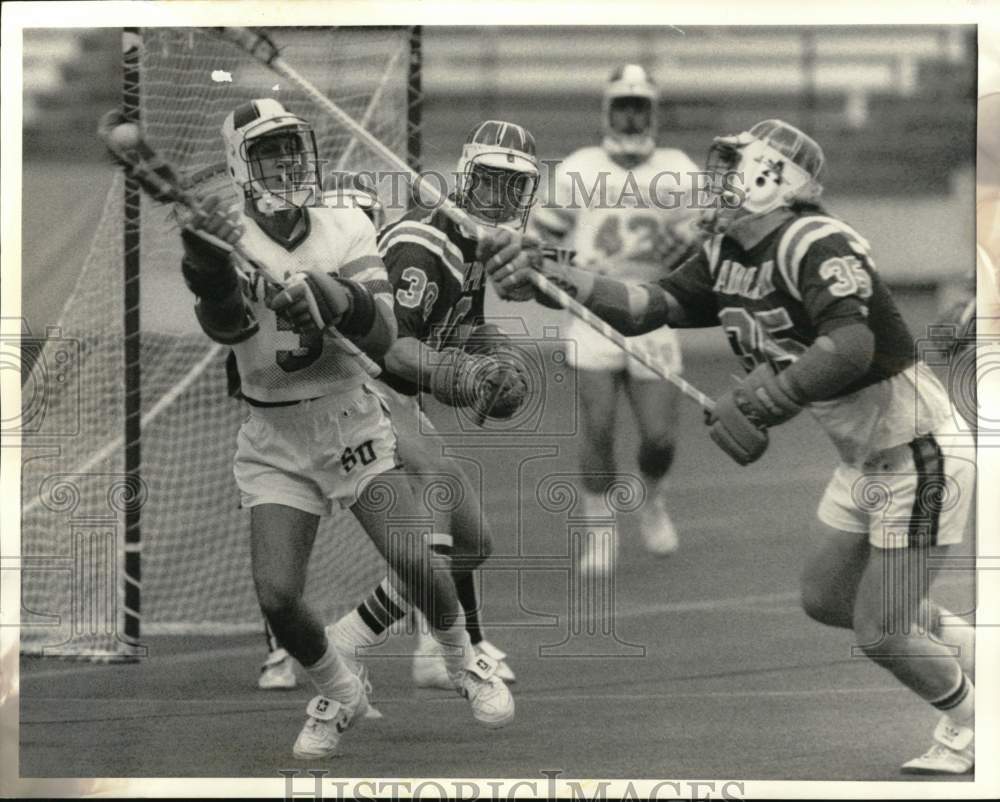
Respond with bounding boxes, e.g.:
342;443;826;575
660;207;915;399
377;208;485;395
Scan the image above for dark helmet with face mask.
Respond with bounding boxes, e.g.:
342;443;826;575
455;120;539;231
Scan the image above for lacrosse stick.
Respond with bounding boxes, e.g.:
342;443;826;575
97;110;380;378
210;27;714;413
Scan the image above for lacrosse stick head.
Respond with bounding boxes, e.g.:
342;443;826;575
97;109;182;203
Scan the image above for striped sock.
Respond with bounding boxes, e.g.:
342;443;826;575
930;670;974;725
327;578;410;662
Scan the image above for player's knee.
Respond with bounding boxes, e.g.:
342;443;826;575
255;579;302;620
800;584;841;627
638;438;675;480
851;607;901;664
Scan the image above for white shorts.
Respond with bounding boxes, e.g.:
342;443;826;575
233;383;400;516
816;422;976;549
564;313;682;379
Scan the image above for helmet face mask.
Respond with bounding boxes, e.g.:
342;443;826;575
463;162;536;227
602;64;658;164
700;119;825;236
456;120;539;231
223;99;322;216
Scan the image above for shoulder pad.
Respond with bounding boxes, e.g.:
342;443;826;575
776;213;874;299
652;147;699;173
378;219;466;282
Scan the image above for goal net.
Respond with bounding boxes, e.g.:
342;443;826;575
20;26;421;658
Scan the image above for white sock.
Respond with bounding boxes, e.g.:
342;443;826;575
302;639;357;703
327;578;409;665
936;606;974;673
931;669;975;727
431;609;471;675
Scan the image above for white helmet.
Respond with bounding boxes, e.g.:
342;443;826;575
702;119;826;234
222;98;321;215
455;120;539;231
602;64;658;163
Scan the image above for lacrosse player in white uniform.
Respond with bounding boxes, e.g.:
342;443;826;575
530;65;701;572
181;99;514;758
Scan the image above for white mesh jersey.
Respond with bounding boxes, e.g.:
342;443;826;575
228;205;392;403
531;145;702;283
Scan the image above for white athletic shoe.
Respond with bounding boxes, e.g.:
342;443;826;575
451;651;515;729
292;679;369;760
258;648;298;690
638;492;679;556
412;630;454;690
901;715;974;775
476;639;516;684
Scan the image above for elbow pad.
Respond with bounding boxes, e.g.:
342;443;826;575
782;323;875;402
345;297;396;361
588;279;671;336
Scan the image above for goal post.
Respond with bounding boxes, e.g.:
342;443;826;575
20;26;423;659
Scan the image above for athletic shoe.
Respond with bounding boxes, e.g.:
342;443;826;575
450;651;515;729
638;492;679;556
901;715;974;775
476;639;515;684
292;678;369;760
258;648;297;690
412;630;454;690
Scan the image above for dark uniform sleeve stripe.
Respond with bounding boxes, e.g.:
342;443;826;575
907;434;945;548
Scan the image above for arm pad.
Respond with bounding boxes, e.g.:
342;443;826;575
587;278;674;336
344;296;396;362
781;323;875;402
335;278;376;336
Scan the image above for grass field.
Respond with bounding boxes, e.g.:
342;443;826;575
17;161;976;782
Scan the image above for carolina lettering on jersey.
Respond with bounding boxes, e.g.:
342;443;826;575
377;208;483;396
660;206;915;396
194;205;391;404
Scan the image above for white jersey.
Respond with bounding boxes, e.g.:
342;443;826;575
531;145;701;283
229;205;392;403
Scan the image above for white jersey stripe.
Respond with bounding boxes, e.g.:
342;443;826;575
341;254;384;278
379;226;466;282
778;215;875;300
